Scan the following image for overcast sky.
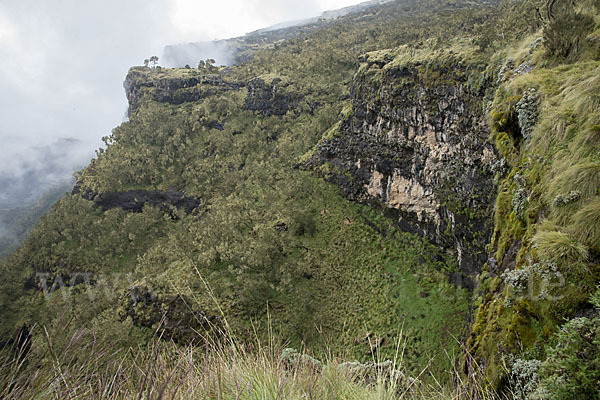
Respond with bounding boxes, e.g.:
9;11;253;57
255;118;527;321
0;0;364;183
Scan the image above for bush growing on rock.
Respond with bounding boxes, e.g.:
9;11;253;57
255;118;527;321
515;89;539;140
507;357;542;400
534;287;600;399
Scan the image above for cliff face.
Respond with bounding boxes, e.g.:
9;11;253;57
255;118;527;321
3;0;598;394
123;68;243;115
73;186;201;215
244;76;298;116
305;51;498;282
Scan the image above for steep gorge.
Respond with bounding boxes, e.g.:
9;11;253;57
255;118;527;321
1;0;599;396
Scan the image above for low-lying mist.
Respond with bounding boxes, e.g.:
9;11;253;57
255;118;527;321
0;138;91;258
0;138;90;209
0;0;368;255
162;41;239;67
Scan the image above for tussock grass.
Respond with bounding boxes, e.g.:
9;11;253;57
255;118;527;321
545;161;600;225
570;197;600;251
0;323;504;400
532;230;589;263
546;161;600;205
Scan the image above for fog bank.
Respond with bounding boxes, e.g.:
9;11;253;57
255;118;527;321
0;0;366;250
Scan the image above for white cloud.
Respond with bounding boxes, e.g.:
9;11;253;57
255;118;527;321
0;0;365;185
168;0;366;41
318;0;370;10
168;0;325;40
0;0;173;159
0;9;17;44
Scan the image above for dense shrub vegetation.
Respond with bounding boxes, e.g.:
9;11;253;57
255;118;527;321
0;0;599;397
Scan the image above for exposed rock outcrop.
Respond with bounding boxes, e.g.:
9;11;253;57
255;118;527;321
123;68;243;115
338;360;417;389
280;348;416;391
73;186;200;215
123;285;222;343
244;76;298;116
305;53;498;279
280;348;323;372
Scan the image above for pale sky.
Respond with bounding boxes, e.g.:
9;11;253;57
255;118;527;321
170;0;367;40
0;0;365;182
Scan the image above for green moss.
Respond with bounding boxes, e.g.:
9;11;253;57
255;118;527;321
340;102;353;119
322;121;341;140
472;40;600;387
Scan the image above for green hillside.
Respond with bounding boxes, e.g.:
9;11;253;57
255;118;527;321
1;0;599;398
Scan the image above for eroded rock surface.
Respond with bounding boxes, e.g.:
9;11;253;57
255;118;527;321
123;285;222;343
305;54;498;279
123;68;243;115
244;76;298;116
73;186;200;215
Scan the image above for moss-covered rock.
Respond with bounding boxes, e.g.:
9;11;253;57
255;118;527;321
122;283;223;343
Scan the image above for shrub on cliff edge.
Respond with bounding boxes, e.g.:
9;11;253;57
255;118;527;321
535;287;600;400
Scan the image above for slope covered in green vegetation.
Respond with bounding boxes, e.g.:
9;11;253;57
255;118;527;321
0;181;73;260
467;1;600;393
1;0;599;398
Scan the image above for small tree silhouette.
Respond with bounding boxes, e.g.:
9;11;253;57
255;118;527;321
149;56;159;68
198;58;218;73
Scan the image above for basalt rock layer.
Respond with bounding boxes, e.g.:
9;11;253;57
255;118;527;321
243;76;298;116
73;187;200;215
123;68;243;115
305;52;498;282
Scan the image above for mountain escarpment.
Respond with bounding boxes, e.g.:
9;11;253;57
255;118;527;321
1;1;598;396
304;51;498;285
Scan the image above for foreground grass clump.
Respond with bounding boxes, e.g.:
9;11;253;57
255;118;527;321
0;323;503;400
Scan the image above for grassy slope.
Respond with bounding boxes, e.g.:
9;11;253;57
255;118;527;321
469;4;600;387
1;0;598;397
0;0;502;379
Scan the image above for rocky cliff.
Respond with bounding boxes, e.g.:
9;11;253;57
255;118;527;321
3;1;598;395
73;186;201;215
305;50;498;284
123;68;243;116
